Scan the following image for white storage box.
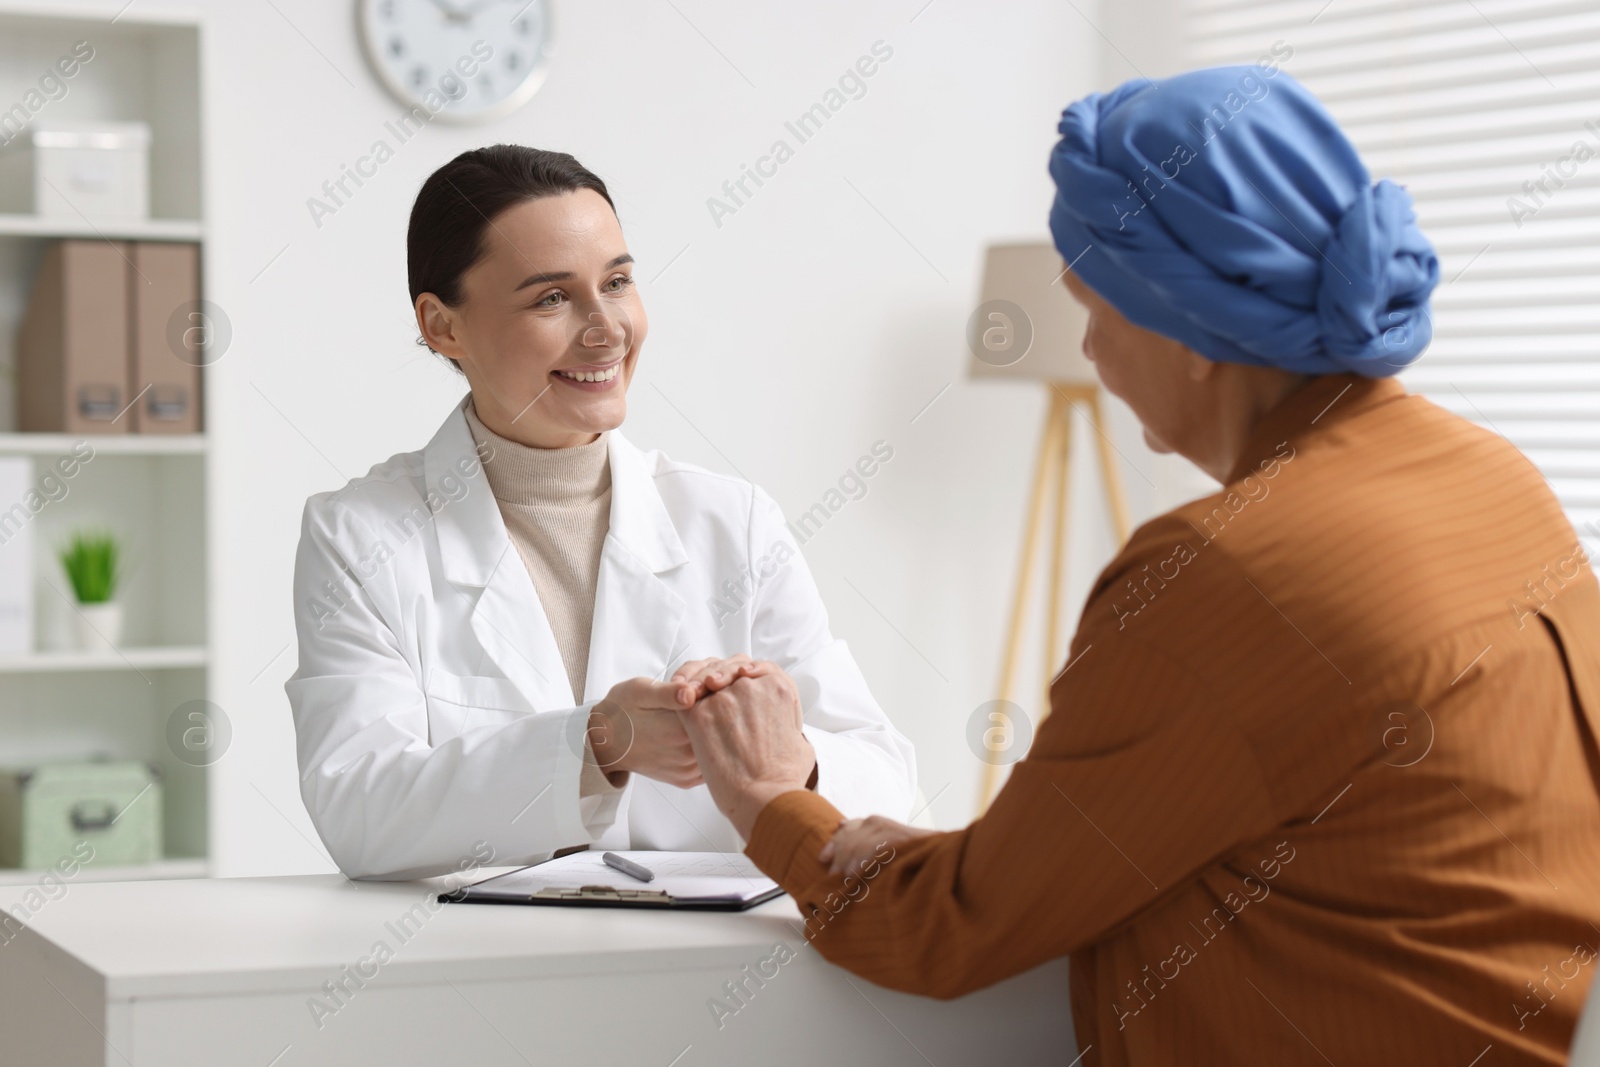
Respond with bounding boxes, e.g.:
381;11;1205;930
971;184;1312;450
0;121;150;222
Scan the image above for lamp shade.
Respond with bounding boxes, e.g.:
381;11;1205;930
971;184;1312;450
966;241;1095;385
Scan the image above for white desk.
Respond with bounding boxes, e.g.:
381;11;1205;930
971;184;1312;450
0;871;1076;1066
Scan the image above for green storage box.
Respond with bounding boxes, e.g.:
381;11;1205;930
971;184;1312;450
0;760;163;870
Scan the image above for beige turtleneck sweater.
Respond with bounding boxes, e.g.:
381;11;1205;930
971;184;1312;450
464;399;624;803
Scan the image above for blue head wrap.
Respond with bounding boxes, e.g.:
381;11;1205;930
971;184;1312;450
1048;66;1439;377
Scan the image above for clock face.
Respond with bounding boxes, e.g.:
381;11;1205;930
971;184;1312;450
357;0;553;125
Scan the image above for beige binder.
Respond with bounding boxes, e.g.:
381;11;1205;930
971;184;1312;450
16;240;131;434
129;242;201;433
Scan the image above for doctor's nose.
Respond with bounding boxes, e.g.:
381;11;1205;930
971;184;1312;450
578;308;630;352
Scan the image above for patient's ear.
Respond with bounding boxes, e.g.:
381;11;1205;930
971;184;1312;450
1181;345;1216;382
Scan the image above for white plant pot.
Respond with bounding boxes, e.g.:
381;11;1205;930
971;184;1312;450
73;601;123;653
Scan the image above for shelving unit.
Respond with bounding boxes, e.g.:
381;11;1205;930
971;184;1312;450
0;857;205;886
0;646;207;673
0;214;203;241
0;9;208;882
0;432;205;455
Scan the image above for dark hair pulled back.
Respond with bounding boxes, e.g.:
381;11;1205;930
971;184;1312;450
407;145;614;363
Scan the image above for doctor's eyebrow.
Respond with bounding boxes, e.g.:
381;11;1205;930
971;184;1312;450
513;254;634;290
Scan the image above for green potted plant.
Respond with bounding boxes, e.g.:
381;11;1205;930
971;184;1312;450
57;529;123;653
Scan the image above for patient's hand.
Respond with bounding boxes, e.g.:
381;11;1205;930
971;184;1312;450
589;678;702;789
819;816;937;877
672;654;783;702
677;669;815;838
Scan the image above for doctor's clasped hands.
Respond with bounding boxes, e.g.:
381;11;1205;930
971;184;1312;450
667;654;935;865
671;658;823;840
586;656;817;807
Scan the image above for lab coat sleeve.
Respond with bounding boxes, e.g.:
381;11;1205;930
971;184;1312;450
284;496;614;880
746;487;918;821
578;742;627;816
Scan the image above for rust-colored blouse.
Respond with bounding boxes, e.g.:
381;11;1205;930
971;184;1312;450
747;374;1600;1065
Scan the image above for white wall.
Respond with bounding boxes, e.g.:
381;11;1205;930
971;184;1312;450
22;0;1209;875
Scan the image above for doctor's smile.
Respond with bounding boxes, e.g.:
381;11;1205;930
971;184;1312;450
551;358;623;387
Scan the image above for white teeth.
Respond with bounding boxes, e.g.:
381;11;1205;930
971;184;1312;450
557;364;620;383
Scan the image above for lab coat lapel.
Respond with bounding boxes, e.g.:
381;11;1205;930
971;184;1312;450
472;549;572;710
425;397;572;711
582;431;691;702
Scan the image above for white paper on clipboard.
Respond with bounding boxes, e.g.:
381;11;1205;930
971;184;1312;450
459;851;780;906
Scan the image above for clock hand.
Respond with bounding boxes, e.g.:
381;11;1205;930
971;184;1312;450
426;0;471;23
456;0;509;21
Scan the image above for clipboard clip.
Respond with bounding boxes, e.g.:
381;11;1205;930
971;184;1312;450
533;885;674;903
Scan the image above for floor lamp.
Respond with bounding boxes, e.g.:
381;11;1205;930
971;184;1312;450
968;243;1133;815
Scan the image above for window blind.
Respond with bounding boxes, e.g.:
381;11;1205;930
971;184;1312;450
1185;0;1600;543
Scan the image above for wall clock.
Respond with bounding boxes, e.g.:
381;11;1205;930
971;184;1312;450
357;0;554;125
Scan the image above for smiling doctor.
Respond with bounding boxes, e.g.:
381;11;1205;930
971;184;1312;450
285;146;916;880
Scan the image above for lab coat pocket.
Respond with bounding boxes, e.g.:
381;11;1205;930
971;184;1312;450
423;670;535;746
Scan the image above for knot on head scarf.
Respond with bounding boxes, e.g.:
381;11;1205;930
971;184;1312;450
1048;66;1439;377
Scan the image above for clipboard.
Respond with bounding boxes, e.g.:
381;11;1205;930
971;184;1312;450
442;851;786;911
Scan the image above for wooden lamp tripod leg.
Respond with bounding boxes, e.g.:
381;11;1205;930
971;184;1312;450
1085;389;1132;543
976;385;1132;816
977;391;1071;814
1044;396;1074;716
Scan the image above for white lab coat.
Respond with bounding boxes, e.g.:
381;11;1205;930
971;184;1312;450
285;396;916;879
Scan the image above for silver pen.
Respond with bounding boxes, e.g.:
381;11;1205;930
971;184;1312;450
602;851;656;883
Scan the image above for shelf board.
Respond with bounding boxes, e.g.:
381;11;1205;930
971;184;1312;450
0;858;207;886
0;433;206;456
0;646;207;673
0;214;203;241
